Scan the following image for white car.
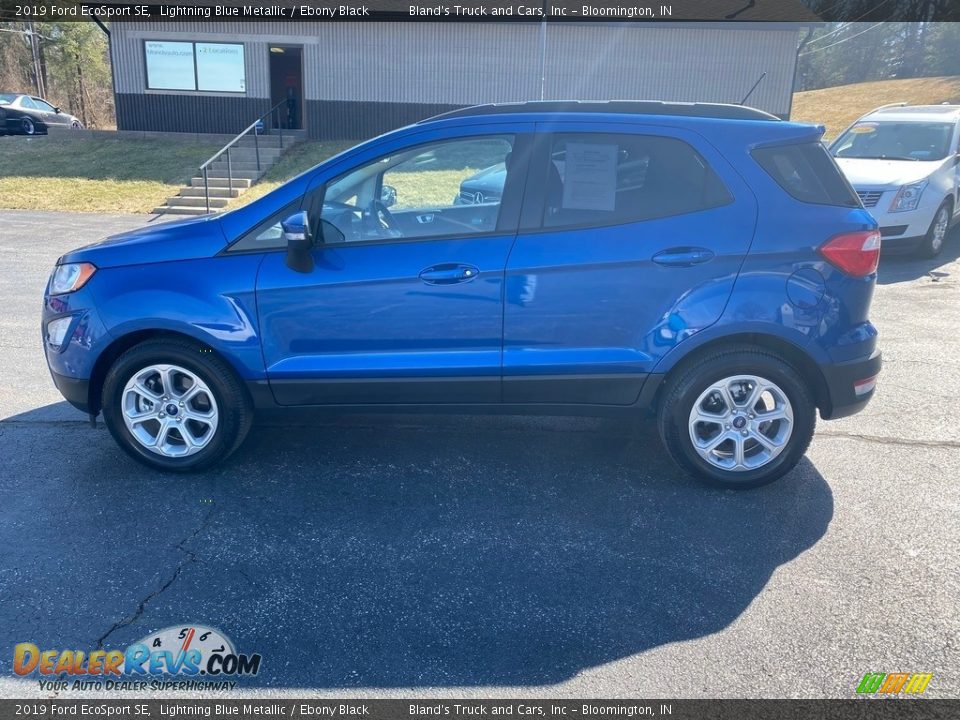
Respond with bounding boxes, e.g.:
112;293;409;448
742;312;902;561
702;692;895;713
830;103;960;257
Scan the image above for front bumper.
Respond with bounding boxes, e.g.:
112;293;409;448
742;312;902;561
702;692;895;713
819;349;882;420
879;233;925;254
856;191;937;251
42;285;112;413
50;370;92;414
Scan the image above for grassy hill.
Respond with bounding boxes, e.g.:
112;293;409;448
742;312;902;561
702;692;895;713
792;76;960;140
0;135;220;213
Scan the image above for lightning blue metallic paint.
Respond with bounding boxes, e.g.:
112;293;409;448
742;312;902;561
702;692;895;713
42;105;880;423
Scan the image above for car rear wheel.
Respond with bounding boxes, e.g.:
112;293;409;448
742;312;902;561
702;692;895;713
101;339;253;472
918;201;951;258
21;117;36;135
657;348;816;489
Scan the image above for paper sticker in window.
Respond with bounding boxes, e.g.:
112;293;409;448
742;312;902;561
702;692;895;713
562;143;618;211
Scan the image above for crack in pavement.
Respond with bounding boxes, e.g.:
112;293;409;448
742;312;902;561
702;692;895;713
95;508;216;650
816;430;960;449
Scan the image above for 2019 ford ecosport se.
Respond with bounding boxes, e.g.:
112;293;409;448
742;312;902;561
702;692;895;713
42;101;882;489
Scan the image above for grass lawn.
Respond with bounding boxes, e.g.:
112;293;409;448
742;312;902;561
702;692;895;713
233;140;357;206
0;135;220;213
792;76;960;140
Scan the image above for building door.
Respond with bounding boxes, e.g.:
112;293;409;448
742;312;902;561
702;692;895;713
269;46;303;130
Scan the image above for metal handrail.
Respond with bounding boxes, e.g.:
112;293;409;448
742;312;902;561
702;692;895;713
198;99;290;213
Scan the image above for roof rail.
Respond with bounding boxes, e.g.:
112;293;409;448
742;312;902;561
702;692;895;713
858;101;908;122
422;100;780;123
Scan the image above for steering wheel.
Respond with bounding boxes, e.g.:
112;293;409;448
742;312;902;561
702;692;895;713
363;200;403;238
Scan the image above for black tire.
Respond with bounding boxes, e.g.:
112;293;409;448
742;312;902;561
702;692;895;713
21;117;36;135
657;347;817;490
917;200;952;259
101;339;253;472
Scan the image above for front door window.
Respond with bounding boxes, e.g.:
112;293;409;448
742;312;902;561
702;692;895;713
319;135;515;243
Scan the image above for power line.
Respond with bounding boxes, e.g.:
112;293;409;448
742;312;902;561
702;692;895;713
799;21;887;56
803;22;850;47
804;0;894;47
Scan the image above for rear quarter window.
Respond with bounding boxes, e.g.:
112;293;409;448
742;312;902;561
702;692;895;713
753;142;860;207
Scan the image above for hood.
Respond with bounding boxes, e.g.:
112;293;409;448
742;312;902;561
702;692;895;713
60;215;229;269
834;157;942;190
462;163;506;193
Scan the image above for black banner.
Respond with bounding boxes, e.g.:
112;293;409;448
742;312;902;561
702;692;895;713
1;699;959;720
3;0;960;23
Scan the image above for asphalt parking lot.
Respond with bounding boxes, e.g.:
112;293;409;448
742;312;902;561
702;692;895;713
0;209;958;699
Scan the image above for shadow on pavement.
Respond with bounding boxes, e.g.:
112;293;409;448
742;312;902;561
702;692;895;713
877;226;960;285
0;403;833;688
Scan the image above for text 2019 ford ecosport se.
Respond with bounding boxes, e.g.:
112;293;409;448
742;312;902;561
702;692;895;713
42;102;882;489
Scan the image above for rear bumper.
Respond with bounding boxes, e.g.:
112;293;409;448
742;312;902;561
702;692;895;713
819;349;882;420
51;370;91;414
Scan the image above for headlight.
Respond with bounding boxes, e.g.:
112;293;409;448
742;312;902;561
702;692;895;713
889;180;928;213
49;262;96;295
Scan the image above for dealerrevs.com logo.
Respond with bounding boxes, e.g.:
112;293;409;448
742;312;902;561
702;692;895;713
13;625;261;691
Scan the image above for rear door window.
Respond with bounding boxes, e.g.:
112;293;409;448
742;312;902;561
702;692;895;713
540;133;732;229
753;142;860;207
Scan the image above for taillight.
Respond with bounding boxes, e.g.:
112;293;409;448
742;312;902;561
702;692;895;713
818;230;881;277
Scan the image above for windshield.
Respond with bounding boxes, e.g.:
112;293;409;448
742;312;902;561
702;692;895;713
831;121;955;161
0;93;17;105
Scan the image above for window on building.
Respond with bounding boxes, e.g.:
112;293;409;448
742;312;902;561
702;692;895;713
196;43;246;92
144;41;245;93
144;41;196;91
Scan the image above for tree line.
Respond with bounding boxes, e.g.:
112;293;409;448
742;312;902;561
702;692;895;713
0;21;113;128
798;20;960;91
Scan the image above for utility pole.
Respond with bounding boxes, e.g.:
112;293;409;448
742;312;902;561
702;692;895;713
27;21;46;97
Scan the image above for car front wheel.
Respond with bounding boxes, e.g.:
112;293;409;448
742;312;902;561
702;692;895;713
918;201;951;258
101;339;253;472
21;117;36;135
657;348;816;489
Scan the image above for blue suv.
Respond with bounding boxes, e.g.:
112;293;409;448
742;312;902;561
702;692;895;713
43;101;882;488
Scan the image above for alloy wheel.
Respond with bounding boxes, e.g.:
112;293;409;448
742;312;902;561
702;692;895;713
688;374;794;472
121;364;219;458
931;206;949;254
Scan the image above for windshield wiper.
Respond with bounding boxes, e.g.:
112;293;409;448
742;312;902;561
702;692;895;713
842;155;920;161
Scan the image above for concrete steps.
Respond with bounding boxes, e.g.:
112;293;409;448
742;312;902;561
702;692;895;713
153;131;301;216
190;177;253;189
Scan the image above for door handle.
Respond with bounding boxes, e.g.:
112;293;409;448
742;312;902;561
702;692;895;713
419;263;479;285
652;247;715;267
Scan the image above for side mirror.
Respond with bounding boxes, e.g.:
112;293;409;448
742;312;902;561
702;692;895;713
282;211;314;273
380;184;397;208
54;107;61;114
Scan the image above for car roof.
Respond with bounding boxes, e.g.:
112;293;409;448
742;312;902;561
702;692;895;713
863;104;960;123
423;100;780;124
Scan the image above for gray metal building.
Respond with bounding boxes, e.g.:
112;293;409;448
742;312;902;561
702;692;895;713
110;21;806;139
